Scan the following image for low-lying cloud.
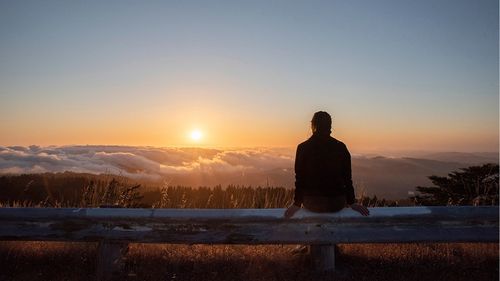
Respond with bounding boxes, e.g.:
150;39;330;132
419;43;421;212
0;145;296;187
1;145;496;199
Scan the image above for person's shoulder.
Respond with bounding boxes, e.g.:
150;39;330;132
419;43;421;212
330;137;349;149
300;136;317;145
297;137;314;150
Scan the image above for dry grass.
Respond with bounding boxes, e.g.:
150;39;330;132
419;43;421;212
0;242;497;281
0;173;403;208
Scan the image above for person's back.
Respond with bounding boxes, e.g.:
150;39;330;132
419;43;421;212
284;111;369;218
295;134;354;212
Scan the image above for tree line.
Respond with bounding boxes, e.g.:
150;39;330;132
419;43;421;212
0;164;497;208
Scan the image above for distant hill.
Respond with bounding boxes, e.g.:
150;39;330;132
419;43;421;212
138;156;480;200
419;152;498;165
350;156;467;199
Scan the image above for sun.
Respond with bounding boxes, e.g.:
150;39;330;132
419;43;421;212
190;130;203;141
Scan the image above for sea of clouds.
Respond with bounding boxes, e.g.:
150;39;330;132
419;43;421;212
2;145;495;198
0;145;296;187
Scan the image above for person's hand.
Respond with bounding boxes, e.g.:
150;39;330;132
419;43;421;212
350;203;370;216
284;204;301;219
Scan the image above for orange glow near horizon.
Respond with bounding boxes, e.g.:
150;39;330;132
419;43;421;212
1;112;498;153
0;85;497;152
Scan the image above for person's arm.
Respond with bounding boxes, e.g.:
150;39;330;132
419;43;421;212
293;144;305;207
284;145;305;218
341;144;355;205
342;144;370;216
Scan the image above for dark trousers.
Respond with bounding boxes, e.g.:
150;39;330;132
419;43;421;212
303;195;346;213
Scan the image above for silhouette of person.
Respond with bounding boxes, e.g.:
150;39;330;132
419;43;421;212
284;111;369;218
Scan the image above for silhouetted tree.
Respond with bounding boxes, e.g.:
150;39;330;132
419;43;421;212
412;163;499;206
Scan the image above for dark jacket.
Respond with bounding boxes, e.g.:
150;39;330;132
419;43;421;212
293;133;356;206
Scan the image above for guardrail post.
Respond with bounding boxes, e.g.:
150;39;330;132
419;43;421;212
96;240;128;281
310;244;336;272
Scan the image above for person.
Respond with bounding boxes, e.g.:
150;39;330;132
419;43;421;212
284;111;369;219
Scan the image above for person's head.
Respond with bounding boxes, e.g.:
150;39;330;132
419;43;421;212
311;111;332;135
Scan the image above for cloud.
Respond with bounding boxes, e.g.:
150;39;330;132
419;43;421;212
1;145;492;198
0;145;296;185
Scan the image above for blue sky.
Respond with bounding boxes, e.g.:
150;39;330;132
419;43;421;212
0;0;498;152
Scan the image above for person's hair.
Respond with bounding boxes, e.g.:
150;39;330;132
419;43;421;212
311;111;332;135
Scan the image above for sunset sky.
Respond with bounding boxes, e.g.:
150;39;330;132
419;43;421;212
0;0;498;153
